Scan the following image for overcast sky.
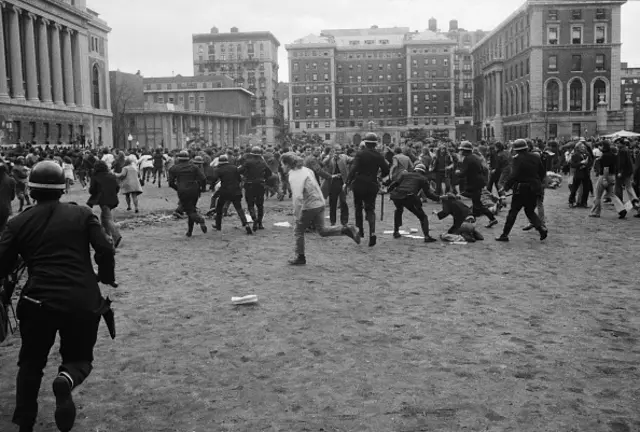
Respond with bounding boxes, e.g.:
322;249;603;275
96;0;640;80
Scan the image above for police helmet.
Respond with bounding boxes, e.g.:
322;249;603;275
177;151;190;161
512;139;528;152
193;156;204;164
27;161;66;190
251;146;263;155
414;163;427;173
459;141;473;152
363;132;378;145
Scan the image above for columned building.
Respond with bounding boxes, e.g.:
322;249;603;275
0;0;112;147
621;63;640;133
192;27;280;146
472;0;631;142
286;27;456;146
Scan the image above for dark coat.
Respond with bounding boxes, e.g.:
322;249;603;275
239;154;272;184
88;171;120;209
0;201;115;313
504;151;547;195
211;163;243;197
0;174;16;231
389;171;440;201
346;148;390;187
458;154;487;192
437;196;471;234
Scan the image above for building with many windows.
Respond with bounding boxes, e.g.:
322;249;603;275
286;26;457;146
111;73;253;150
192;27;281;145
621;62;640;133
472;0;633;142
0;0;112;147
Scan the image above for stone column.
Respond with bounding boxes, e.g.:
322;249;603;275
0;3;9;101
495;71;502;116
38;18;52;103
72;31;83;106
62;27;75;107
24;13;38;101
9;5;25;101
51;24;65;106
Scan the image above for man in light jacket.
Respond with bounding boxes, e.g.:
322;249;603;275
280;152;360;266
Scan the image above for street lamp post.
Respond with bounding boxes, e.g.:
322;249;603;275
127;133;133;150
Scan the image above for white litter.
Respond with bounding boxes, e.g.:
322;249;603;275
274;222;292;228
451;241;468;245
245;213;253;223
404;235;424;239
232;295;258;305
624;201;634;212
384;230;409;235
410;228;418;233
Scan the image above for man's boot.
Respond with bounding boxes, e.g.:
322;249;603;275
186;220;194;237
53;372;76;432
342;225;361;244
288;254;306;266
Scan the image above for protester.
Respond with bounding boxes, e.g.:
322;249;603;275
87;160;122;248
116;156;143;213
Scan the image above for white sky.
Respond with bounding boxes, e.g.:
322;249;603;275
95;0;640;79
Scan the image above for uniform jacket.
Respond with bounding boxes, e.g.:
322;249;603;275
458;154;487;192
88;171;120;209
0;174;16;230
211;163;243;197
388;171;439;201
492;150;510;173
504;151;547;195
617;146;634;178
346;148;390;186
437;196;471;233
239;154;272;184
168;161;206;191
0;201;115;313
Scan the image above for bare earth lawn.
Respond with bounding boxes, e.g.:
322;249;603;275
1;181;639;432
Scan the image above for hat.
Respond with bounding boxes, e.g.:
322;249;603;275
459;141;473;152
512;139;528;151
177;150;190;161
193;156;204;164
251;146;263;155
414;163;427;173
363;132;378;144
218;154;229;164
27;161;66;190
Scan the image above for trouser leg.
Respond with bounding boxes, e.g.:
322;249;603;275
353;193;364;233
522;194;542;229
57;313;100;388
255;184;265;223
590;177;606;216
502;194;525;236
232;198;248;225
392;199;404;231
363;191;377;235
471;190;495;221
405;197;430;237
244;185;257;221
215;196;226;229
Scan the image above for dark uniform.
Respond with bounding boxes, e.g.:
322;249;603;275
458;150;497;226
168;153;207;236
388;167;440;242
0;161;115;432
210;156;252;234
239;149;272;231
0;164;16;231
345;137;389;245
497;146;548;241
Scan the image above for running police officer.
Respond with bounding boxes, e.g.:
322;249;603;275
345;132;390;247
456;141;499;228
168;150;208;237
496;139;549;242
239;146;272;232
0;161;116;432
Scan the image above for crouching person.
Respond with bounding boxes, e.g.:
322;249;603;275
280;152;361;266
0;161;116;432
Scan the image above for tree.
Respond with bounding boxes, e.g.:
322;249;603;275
111;76;140;149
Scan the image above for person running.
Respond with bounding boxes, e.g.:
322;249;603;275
210;155;253;235
239;147;272;232
151;148;166;187
590;140;627;219
168;151;207;237
456;141;498;228
280;152;360;266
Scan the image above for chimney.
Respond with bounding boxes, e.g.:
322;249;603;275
428;17;437;32
449;20;458;31
210;26;219;34
230;27;239;33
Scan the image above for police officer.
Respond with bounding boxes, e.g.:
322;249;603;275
456;141;498;228
496;139;548;242
345;133;390;247
210;154;253;235
0;161;115;432
239;146;272;232
168;150;207;237
387;163;440;243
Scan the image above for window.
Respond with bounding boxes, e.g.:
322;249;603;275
549;123;558;138
548;26;558;45
572;10;582;20
595;25;606;44
92;65;100;109
570;80;583;111
596;8;606;20
548;10;558;20
349;40;360;46
572;123;581;137
594;79;606;107
293;63;299;72
596;54;605;71
546;80;559;111
548;55;557;71
572;55;582;71
572;26;582;44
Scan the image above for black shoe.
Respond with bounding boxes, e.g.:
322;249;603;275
358;229;365;238
53;374;76;432
258;222;264;230
186;231;193;237
342;225;361;245
539;228;548;241
245;225;253;235
200;223;208;233
253;222;259;232
486;219;498;229
135;209;139;214
635;212;640;218
619;210;627;219
19;425;34;432
522;224;534;231
393;231;402;239
288;255;306;266
424;236;437;243
214;224;222;231
368;235;377;247
495;235;510;242
127;207;131;211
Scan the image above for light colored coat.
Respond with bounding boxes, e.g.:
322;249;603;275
288;166;325;218
116;165;143;195
320;154;352;198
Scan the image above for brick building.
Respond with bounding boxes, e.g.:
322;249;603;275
0;0;112;147
286;26;457;146
111;73;252;150
192;27;281;146
472;0;633;142
621;62;640;132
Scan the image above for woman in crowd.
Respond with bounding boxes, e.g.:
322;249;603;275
116;156;143;213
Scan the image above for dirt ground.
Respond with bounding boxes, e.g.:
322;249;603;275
1;180;639;432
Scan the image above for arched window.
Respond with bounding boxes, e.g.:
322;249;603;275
570;80;582;111
593;79;606;110
546;81;559;111
92;65;100;109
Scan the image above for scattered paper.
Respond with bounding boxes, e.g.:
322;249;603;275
410;228;418;233
451;241;468;245
274;222;292;228
624;201;634;212
232;295;258;305
384;230;409;235
245;213;253;223
404;235;424;239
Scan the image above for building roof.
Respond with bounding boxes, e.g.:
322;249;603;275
144;74;235;85
291;34;334;45
192;31;280;47
406;29;456;44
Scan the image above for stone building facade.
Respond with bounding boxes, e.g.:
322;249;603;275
286;26;457;146
192;27;281;146
621;63;640;133
472;0;632;142
0;0;112;147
